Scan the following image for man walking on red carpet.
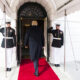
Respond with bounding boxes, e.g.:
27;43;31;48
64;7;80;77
24;20;44;76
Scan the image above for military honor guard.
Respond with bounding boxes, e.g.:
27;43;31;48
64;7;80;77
48;24;64;67
24;20;44;76
0;22;16;71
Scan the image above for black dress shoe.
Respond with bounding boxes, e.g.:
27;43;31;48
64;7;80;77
6;68;11;71
54;64;60;67
6;68;8;71
34;73;39;77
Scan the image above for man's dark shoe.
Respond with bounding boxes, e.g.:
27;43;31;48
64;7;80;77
6;68;11;71
34;72;39;77
54;64;60;67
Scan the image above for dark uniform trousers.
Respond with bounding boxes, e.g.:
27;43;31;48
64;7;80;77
24;26;44;75
48;27;64;64
0;27;16;68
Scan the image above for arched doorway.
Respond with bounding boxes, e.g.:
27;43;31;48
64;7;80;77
17;2;49;64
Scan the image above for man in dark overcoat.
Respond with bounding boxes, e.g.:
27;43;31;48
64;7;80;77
48;24;63;67
0;22;16;71
24;20;44;76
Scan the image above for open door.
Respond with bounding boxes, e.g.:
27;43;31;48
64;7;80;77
17;18;45;63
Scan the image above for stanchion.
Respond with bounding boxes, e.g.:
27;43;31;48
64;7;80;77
64;9;67;72
3;5;7;77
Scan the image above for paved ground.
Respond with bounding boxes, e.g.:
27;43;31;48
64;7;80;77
0;66;19;80
61;61;80;80
49;63;72;80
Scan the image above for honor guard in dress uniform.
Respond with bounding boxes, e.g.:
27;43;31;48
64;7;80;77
48;24;64;67
0;22;16;71
24;21;44;76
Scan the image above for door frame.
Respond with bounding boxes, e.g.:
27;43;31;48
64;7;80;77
16;17;50;64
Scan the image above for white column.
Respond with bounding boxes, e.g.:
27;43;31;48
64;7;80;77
49;20;54;63
44;18;47;58
11;19;17;67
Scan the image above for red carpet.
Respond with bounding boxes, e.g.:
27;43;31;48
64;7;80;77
18;58;60;80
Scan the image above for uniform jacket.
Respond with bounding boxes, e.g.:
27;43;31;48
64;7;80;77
24;26;44;61
0;27;16;48
48;27;63;48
